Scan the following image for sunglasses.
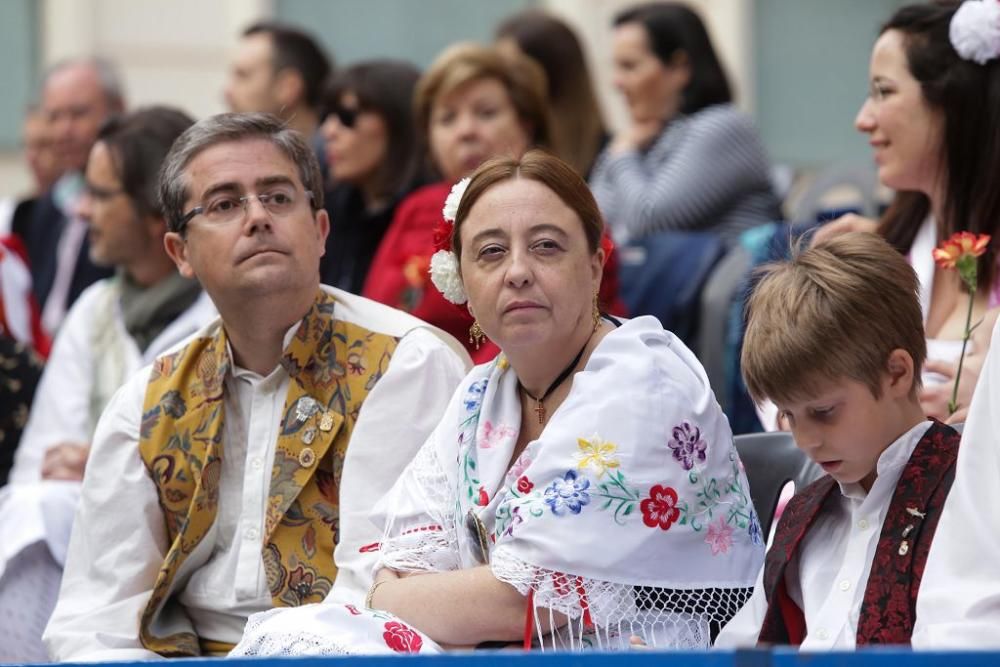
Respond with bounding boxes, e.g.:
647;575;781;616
327;105;359;129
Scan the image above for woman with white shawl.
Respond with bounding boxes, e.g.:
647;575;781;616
232;151;763;655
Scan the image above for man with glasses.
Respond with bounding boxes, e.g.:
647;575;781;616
0;107;217;663
44;113;470;660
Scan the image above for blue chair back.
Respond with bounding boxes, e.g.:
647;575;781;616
618;231;725;350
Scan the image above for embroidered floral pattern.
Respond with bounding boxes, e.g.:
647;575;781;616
479;420;516;449
382;620;423;653
641;484;681;531
675;452;755;533
502;505;525;537
748;510;763;546
668;421;707;471
705;517;735;555
544;470;591;515
507;449;532;480
575;435;620;478
494;477;546;537
464;379;487;412
595;469;642;525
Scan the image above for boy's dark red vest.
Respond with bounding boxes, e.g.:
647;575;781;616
756;420;960;646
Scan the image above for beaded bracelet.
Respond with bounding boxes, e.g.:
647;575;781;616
365;579;388;609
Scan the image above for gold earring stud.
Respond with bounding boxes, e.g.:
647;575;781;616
469;320;486;350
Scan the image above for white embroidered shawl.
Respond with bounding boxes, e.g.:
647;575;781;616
232;316;763;655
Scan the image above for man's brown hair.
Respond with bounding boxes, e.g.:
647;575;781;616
741;232;926;405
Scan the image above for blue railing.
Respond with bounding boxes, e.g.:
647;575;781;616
31;649;1000;667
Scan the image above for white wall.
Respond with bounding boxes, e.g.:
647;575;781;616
0;0;271;200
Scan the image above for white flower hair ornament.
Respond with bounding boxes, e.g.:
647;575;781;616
429;177;471;305
950;0;1000;65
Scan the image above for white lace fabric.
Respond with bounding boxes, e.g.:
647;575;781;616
377;443;461;574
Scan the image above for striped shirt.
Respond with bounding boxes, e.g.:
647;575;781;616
589;104;781;247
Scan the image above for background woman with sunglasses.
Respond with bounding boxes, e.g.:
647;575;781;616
318;60;425;295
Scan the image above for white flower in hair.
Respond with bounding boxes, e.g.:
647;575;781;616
950;0;1000;65
429;249;467;304
442;177;471;222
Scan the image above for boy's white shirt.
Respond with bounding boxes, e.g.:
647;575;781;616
716;420;933;650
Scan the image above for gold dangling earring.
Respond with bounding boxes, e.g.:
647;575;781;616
592;294;601;332
469;320;486;350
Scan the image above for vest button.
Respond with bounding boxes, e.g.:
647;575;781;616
299;447;316;468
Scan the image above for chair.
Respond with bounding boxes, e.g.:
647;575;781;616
734;431;824;537
697;246;750;413
785;161;879;223
617;231;725;352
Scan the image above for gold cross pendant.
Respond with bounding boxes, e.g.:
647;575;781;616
534;400;546;424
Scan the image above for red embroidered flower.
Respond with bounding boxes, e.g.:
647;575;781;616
478;486;489;506
517;476;534;494
383;620;423;653
640;484;681;531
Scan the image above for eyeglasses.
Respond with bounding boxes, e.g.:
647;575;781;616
179;187;314;230
327;105;359;129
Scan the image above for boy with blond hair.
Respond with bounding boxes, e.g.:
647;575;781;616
715;232;961;649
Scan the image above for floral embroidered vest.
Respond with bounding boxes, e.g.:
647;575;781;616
136;290;398;656
757;420;959;646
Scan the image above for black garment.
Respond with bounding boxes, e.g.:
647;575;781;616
319;184;406;295
0;336;44;487
11;191;112;314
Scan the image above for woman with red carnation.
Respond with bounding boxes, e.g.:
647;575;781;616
813;0;1000;422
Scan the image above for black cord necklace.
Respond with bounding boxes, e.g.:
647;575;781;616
518;336;591;424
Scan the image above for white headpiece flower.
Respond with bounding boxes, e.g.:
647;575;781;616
429;177;471;305
951;0;1000;65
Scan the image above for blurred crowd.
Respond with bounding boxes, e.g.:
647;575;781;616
1;0;1000;661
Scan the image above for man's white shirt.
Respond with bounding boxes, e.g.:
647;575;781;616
43;286;470;661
